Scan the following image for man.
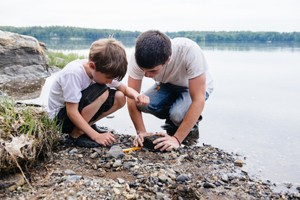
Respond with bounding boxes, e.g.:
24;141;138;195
127;30;213;151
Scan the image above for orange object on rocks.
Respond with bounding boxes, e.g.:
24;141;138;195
122;146;142;153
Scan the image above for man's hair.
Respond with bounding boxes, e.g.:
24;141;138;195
89;38;127;81
135;30;171;69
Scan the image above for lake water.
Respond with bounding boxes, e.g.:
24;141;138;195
30;42;300;191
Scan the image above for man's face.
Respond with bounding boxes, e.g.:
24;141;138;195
141;64;165;78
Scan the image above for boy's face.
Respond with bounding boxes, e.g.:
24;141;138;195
89;61;114;84
92;71;114;84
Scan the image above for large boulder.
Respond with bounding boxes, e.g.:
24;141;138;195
0;30;50;100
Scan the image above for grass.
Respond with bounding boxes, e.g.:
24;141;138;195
47;51;86;69
0;51;83;174
0;96;61;173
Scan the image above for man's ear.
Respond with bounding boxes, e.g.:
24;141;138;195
166;56;171;65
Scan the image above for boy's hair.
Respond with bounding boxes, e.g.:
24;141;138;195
135;30;171;69
89;38;127;81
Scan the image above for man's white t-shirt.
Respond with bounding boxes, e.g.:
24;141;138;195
128;37;213;94
47;59;120;119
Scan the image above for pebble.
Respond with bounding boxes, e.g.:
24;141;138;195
203;182;216;188
234;158;244;167
107;145;125;159
176;174;190;183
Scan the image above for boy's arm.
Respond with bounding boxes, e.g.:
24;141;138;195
117;83;138;99
117;82;149;107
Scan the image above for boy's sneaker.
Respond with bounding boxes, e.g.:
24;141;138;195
91;124;110;133
63;124;112;148
73;134;101;148
61;134;75;147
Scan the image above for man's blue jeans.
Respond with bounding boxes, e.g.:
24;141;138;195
138;82;209;127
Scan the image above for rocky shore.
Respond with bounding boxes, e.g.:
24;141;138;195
1;133;300;200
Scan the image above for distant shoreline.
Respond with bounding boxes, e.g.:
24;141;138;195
1;26;300;44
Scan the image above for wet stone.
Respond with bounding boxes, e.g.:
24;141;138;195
143;135;163;151
176;174;190;183
107;145;125;159
203;182;216;188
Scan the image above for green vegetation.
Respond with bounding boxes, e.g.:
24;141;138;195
0;96;61;173
0;26;139;42
47;51;86;68
1;26;300;43
166;31;300;43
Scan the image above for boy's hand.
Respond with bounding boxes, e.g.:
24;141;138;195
133;131;154;147
136;94;149;107
93;132;116;146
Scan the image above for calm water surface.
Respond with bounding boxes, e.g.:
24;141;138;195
31;43;300;190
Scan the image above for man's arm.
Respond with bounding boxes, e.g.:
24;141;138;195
173;74;206;143
127;76;147;134
153;73;206;150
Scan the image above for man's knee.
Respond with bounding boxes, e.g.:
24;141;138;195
137;104;148;112
169;111;185;126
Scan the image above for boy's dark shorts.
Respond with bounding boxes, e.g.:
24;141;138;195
55;83;116;133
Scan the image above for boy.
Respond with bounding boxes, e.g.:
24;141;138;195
48;38;149;148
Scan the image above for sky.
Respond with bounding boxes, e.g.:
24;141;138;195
1;0;300;32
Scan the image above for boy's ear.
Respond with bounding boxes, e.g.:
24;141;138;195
89;61;96;70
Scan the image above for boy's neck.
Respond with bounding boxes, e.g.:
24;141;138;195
83;62;93;79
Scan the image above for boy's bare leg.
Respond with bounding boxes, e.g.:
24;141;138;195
70;90;109;138
90;90;126;124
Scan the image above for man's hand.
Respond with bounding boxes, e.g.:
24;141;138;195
136;94;150;107
93;132;116;146
133;131;154;147
153;132;180;151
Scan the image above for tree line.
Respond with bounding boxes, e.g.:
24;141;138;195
1;26;300;43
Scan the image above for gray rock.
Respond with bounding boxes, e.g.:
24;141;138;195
221;174;229;182
176;174;190;183
65;175;82;183
64;169;76;175
143;135;162;151
0;30;52;99
203;182;216;188
113;159;122;168
107;145;125;159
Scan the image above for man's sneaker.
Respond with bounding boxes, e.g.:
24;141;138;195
161;118;177;136
182;125;199;146
161;115;202;145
